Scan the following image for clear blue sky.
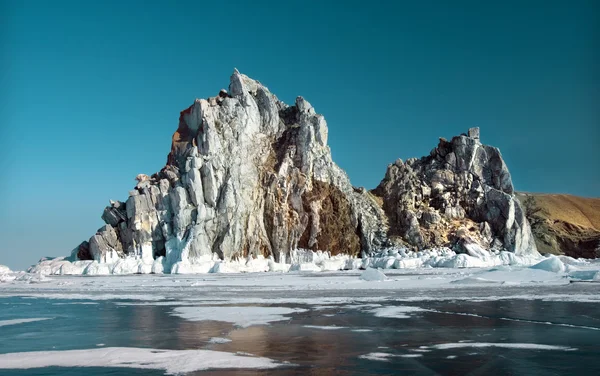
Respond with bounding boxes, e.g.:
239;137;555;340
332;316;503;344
1;0;598;270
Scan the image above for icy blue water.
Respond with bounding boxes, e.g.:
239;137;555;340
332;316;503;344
1;295;599;375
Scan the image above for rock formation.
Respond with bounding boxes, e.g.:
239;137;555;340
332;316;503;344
79;70;388;270
74;71;540;269
373;128;538;256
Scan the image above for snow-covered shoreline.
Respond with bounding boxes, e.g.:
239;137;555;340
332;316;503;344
3;247;597;278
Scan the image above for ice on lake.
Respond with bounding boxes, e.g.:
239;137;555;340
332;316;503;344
1;256;599;375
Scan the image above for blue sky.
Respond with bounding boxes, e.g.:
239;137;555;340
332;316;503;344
1;0;598;269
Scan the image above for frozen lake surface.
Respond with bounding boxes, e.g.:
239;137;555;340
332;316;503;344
0;269;599;375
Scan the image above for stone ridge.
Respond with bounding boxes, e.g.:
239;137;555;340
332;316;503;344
373;128;538;256
74;71;539;267
76;70;388;269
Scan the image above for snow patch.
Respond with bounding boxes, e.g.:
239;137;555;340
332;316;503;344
453;267;568;285
171;306;305;327
0;318;53;327
359;352;421;361
358;352;396;362
208;337;232;344
289;263;322;272
303;325;347;330
369;306;425;319
0;347;286;373
423;342;577;351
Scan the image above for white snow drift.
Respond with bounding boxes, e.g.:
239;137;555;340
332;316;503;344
20;246;590;278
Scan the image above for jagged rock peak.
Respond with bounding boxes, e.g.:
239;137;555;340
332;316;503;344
373;127;538;256
80;70;388;269
73;72;539;269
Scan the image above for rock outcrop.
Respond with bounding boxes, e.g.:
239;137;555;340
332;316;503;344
373;128;538;256
75;71;541;270
82;70;388;270
517;193;600;258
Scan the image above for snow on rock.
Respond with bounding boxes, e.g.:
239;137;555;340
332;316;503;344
268;259;291;272
0;347;286;373
83;262;112;276
344;258;363;270
59;261;92;275
363;247;541;270
360;268;387;281
111;258;145;275
290;263;322;272
151;257;165;274
20;244;597;279
319;256;349;271
171;261;214;274
0;265;18;283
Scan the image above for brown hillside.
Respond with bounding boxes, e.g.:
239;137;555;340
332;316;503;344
516;193;600;258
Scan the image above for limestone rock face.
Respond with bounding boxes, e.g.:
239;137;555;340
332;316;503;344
82;71;388;268
373;128;539;256
76;72;541;267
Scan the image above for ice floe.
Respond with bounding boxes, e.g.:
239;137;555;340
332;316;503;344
530;256;567;273
359;352;423;361
0;318;53;327
0;347;287;373
359;352;398;361
208;337;232;344
303;325;347;330
422;342;577;351
360;268;387;281
171;306;306;327
369;306;426;319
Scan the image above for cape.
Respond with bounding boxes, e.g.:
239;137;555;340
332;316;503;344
74;70;541;271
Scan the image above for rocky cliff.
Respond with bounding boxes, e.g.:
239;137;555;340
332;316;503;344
74;71;540;270
373;128;538;257
77;70;388;271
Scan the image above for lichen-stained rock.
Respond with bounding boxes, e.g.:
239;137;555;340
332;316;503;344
373;129;538;256
79;70;389;268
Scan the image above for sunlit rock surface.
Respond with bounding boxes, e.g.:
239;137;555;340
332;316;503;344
69;72;539;273
373;127;538;256
82;70;388;270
